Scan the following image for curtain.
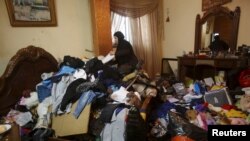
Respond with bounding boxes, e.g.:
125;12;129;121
111;0;163;78
110;0;159;18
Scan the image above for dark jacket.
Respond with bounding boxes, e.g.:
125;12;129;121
114;32;138;68
209;36;229;52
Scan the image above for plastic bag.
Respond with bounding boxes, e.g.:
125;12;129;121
171;135;194;141
167;111;207;141
172;83;186;95
125;106;147;141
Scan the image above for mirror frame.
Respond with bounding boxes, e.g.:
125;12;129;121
194;6;240;54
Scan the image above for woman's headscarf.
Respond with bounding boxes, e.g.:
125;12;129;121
114;31;125;41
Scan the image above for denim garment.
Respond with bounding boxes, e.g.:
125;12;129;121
51;75;73;114
73;90;104;118
36;85;52;103
37;66;75;103
43;66;75;84
54;66;75;77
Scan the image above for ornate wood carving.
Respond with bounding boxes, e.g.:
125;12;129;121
0;45;58;116
202;0;232;11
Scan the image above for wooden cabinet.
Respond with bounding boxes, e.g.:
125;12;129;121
90;0;112;56
177;56;248;84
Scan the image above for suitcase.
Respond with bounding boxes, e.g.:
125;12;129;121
204;87;232;107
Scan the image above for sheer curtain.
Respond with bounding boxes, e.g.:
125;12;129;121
110;0;163;78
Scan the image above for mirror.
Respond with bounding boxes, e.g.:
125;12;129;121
194;6;240;54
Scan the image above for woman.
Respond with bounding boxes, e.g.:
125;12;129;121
110;31;138;75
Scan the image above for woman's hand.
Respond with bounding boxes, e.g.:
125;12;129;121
109;48;116;55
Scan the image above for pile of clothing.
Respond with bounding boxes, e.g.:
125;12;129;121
3;55;158;141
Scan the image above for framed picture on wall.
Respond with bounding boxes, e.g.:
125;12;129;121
5;0;57;27
202;0;232;11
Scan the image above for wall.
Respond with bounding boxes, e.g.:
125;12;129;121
1;0;249;76
162;0;201;74
0;0;94;75
162;0;250;73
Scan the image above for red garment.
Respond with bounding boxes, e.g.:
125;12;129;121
203;102;209;107
221;104;236;110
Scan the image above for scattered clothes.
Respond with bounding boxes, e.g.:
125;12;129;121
59;55;85;69
125;106;147;141
59;78;86;111
100;108;128;141
5;52;250;141
19;92;39;109
14;112;33;126
51;75;73;114
73;90;104;119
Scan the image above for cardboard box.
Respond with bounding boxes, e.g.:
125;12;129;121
52;103;91;137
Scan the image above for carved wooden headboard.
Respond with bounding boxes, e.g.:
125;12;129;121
0;45;58;116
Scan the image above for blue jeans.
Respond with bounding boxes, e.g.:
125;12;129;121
73;90;104;118
36;85;51;102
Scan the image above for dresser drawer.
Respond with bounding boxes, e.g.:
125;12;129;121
215;60;237;68
180;59;195;66
177;56;247;83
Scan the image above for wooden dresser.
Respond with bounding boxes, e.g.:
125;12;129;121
177;56;248;84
